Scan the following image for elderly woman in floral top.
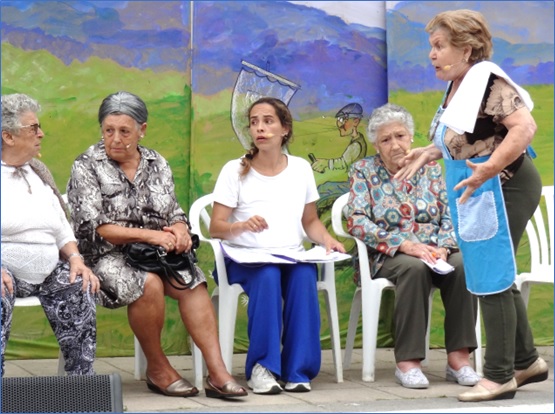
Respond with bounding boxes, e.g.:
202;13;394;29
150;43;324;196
67;91;247;400
346;103;479;390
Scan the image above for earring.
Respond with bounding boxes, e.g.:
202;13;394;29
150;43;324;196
140;135;144;139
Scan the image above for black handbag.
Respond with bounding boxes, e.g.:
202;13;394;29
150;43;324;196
123;234;200;290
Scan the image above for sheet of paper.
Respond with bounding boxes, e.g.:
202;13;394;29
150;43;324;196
420;258;455;275
220;243;351;264
272;245;352;263
220;243;295;263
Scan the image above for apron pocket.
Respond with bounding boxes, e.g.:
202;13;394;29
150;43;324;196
457;190;498;242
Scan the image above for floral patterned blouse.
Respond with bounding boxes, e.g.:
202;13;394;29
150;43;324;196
440;74;527;183
346;155;458;284
67;141;189;267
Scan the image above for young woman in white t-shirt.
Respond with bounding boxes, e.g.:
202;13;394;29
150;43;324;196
210;97;345;394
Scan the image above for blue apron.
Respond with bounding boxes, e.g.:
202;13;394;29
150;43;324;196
433;121;516;295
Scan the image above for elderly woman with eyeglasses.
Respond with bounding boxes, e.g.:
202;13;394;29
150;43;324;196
1;93;100;376
67;91;247;399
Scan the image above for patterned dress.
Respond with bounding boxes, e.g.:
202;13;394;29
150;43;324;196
67;141;205;309
346;155;458;285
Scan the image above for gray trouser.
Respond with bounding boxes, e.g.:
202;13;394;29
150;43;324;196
375;252;478;363
479;155;542;383
1;261;97;376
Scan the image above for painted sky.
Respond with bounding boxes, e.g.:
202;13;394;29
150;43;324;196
288;1;385;28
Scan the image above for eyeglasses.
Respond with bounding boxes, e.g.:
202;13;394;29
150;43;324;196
19;123;42;135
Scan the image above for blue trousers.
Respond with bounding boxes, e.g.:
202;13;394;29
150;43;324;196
223;260;321;383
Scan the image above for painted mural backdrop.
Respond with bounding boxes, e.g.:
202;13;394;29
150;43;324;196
1;1;552;361
385;1;554;346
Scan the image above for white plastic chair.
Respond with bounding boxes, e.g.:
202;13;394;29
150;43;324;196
189;193;344;383
515;185;554;305
331;192;482;382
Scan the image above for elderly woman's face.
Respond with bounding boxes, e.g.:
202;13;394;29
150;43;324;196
6;111;44;161
374;121;412;174
101;114;145;162
428;28;469;82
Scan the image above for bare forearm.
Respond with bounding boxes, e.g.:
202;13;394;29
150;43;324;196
96;224;159;245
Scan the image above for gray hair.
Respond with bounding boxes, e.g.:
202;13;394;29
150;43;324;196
98;91;148;126
1;93;41;133
366;103;414;144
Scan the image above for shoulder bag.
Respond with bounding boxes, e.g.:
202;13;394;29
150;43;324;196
123;234;200;290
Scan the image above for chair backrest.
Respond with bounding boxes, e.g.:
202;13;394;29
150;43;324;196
331;193;372;288
189;193;235;288
189;193;215;243
525;185;554;277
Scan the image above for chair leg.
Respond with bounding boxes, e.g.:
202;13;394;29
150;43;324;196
473;301;483;376
134;336;147;380
520;282;531;307
57;350;65;375
218;286;242;373
361;287;384;382
343;288;361;369
318;266;343;383
191;339;205;390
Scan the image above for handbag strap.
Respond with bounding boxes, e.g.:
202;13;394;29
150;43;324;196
158;253;196;290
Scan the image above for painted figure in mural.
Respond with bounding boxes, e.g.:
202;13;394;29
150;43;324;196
310;102;367;174
396;9;547;402
346;103;480;390
67;91;248;399
209;97;345;394
1;93;99;376
311;102;369;221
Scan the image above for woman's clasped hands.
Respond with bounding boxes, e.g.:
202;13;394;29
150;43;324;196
399;240;448;263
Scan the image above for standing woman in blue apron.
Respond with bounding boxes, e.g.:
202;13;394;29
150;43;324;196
395;9;548;403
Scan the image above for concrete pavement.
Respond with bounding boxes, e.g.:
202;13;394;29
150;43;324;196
4;346;553;413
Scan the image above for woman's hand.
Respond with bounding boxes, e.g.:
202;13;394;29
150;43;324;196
454;159;497;204
68;256;101;293
1;268;14;297
239;215;269;234
395;144;442;181
163;223;193;253
324;237;346;254
399;240;440;263
148;228;178;253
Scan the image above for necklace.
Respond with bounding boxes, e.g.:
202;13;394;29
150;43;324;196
1;161;32;194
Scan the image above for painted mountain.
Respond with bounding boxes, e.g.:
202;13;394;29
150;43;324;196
386;1;554;92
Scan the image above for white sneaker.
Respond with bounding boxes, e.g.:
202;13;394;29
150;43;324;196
446;365;481;386
395;367;429;389
247;363;282;394
284;382;311;392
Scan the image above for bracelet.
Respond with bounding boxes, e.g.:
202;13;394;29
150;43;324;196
67;253;84;261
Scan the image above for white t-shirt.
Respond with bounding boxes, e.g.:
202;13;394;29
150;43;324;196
1;163;75;283
213;154;319;251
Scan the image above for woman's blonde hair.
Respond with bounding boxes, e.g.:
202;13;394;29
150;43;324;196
240;97;293;177
425;9;493;64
